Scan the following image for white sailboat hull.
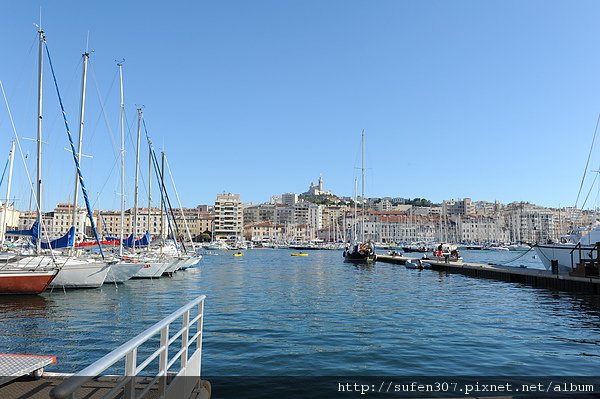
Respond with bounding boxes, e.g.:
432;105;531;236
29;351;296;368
164;258;183;274
132;261;170;278
106;262;144;283
179;255;201;270
49;261;111;289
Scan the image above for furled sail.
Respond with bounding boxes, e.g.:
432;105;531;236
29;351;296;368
124;231;151;248
6;222;74;249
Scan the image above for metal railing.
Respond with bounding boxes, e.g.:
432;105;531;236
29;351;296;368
50;295;205;399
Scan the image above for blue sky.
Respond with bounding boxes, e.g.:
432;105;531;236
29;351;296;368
1;1;600;211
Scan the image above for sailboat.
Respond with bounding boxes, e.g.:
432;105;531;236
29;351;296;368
0;141;58;294
0;29;112;291
343;130;376;263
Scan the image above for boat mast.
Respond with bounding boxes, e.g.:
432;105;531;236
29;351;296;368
71;51;89;246
353;177;357;241
361;129;366;243
160;150;165;254
36;28;44;254
0;141;15;245
118;62;125;257
147;139;151;250
132;108;142;250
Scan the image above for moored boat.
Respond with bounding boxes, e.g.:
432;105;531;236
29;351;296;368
426;243;462;262
532;224;600;273
0;268;58;294
49;260;112;289
132;259;171;279
343;241;376;263
105;261;144;284
405;259;431;269
342;130;376;264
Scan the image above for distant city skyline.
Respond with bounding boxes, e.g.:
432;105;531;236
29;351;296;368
1;1;600;211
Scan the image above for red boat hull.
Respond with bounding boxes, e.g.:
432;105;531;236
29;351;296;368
0;271;57;294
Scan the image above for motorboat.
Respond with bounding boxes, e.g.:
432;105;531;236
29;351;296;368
401;242;432;253
405;259;431;269
534;224;600;273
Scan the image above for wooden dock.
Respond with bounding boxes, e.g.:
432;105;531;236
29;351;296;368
376;254;600;294
0;374;211;399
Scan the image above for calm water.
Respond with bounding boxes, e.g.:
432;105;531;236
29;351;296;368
1;249;600;376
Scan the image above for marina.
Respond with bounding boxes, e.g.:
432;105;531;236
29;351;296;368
4;1;600;397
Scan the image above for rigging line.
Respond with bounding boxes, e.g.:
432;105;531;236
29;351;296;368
164;155;195;251
0;80;56;263
496;247;534;266
0;158;9;192
89;62;119;162
0;34;38;125
153;149;184;251
143;119;186;253
123;110;148;197
575;113;600;208
90;160;119;209
580;171;598;210
149;144;177;248
43;41;105;259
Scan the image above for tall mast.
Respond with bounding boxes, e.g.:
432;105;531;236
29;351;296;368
353;177;357;241
160;151;165;242
1;141;15;245
71;51;89;244
118;62;125;257
361;129;365;242
36;28;45;254
147;139;152;250
132;108;142;250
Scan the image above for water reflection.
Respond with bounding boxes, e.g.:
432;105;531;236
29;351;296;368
0;295;49;316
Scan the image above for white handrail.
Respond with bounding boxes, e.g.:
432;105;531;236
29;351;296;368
50;295;205;399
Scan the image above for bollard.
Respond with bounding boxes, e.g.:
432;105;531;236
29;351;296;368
551;260;559;275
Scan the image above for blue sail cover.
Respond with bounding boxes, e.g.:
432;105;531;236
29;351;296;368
104;231;150;247
124;231;151;248
40;226;75;249
5;227;35;236
6;222;74;249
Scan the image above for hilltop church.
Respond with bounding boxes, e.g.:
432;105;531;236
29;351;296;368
304;175;332;196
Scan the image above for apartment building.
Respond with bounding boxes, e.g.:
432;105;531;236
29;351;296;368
244;221;283;242
17;204;88;239
442;198;474;216
214;193;243;241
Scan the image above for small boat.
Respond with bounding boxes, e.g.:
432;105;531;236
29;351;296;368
343;242;376;263
291;253;308;257
486;245;510;251
405;259;431;269
233;252;244;257
426;244;463;262
401;243;431;253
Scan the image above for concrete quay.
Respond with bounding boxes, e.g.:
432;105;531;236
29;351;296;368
376;255;600;294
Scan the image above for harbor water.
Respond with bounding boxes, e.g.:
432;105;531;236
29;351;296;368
1;249;600;376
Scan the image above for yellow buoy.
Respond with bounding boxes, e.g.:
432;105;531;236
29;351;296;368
291;253;308;257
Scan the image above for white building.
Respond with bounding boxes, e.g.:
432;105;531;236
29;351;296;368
214;193;243;241
281;193;298;206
